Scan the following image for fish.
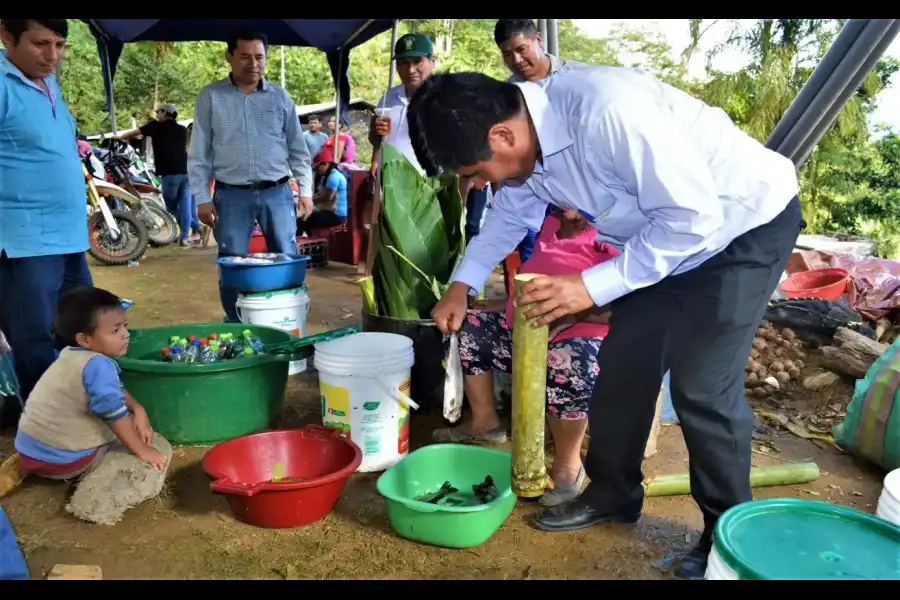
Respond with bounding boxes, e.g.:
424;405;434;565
443;333;464;423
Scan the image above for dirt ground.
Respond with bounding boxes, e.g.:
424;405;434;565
0;246;889;580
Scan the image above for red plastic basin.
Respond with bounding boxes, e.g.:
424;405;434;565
778;268;850;300
202;426;361;528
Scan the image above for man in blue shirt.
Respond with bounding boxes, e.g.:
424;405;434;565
303;114;329;160
0;19;91;423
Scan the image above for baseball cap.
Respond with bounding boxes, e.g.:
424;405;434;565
158;103;177;115
393;33;433;60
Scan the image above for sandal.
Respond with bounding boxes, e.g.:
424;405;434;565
540;466;585;507
432;426;508;444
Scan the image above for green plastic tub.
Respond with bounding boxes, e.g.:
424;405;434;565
375;444;517;548
116;323;298;445
707;498;900;580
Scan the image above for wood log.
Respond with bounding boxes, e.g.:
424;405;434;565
820;327;888;379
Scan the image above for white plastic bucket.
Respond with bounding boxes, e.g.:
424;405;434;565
876;468;900;525
235;286;309;375
705;544;740;580
314;332;417;473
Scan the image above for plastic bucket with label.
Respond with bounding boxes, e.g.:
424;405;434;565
314;332;417;473
236;286;309;375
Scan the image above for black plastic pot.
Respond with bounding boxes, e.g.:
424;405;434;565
361;312;444;413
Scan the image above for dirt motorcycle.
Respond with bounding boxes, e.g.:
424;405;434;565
84;155;150;266
92;140;178;247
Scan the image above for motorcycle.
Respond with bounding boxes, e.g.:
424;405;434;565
93;140;178;247
83;155;150;266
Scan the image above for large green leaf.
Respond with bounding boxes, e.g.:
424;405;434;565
373;143;466;319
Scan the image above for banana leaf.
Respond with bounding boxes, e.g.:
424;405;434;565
373;143;466;320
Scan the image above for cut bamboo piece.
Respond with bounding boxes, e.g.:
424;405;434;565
511;273;550;498
643;462;820;497
358;276;378;316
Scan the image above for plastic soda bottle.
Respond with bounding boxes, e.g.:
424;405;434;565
160;347;172;362
170;346;185;362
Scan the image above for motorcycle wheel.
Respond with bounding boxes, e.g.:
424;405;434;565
137;202;179;247
87;209;150;266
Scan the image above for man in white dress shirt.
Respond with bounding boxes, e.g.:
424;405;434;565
407;69;802;579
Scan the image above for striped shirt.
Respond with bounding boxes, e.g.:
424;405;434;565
188;76;313;205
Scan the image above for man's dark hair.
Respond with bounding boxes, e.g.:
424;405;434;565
55;286;123;347
226;27;268;54
493;19;538;47
308;114;321;123
408;72;524;177
0;19;68;43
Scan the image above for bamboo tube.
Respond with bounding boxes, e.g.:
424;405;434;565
511;274;550;498
358;276;378;316
643;462;820;497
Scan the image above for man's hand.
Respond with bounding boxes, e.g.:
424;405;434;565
131;406;154;446
373;115;391;137
432;282;471;335
298;196;313;217
197;203;217;227
136;446;168;472
516;273;595;327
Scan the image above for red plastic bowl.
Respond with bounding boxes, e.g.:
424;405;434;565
202;426;361;528
778;268;850;300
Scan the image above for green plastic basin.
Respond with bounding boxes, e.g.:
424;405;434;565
116;323;296;445
375;444;517;548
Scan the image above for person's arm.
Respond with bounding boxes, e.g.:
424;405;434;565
116;121;153;141
314;172;339;207
188;88;216;206
82;356;160;464
452;185;549;293
283;93;313;199
578;100;725;309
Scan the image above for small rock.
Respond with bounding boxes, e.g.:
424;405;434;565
803;372;840;391
850;490;863;496
47;565;102;580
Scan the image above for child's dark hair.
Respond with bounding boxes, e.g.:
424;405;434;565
55;286;123;347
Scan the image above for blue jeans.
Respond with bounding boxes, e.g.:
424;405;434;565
214;182;297;322
0;252;93;403
465;186;489;245
518;230;538;262
161;174;199;242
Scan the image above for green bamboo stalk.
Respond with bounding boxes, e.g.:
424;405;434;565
358;276;378;317
643;462;820;497
511;273;549;498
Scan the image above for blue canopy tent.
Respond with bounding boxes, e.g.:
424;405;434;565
83;19;396;132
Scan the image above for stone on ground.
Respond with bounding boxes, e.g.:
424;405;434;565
65;433;172;526
47;564;103;580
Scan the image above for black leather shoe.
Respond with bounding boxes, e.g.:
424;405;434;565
532;495;641;532
673;543;711;580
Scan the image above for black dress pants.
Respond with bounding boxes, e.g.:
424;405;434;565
582;196;804;539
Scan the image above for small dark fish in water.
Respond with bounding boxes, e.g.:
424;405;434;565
416;481;458;504
473;476;499;504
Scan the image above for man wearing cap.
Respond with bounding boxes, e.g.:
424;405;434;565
118;103;208;248
369;32;436;175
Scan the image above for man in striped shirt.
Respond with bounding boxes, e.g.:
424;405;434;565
189;27;313;322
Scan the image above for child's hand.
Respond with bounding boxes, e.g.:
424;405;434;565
132;406;154;446
137;447;168;471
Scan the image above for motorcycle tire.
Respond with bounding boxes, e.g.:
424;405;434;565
138;203;179;247
87;209;150;266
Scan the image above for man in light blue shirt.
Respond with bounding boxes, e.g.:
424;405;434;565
0;19;92;420
189;27;313;322
408;70;802;579
303;114;329;160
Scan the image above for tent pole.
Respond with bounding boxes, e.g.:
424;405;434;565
388;20;399;90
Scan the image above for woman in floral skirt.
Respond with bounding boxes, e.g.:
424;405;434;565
433;208;617;507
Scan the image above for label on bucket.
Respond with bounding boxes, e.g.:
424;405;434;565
320;382;351;436
398;380;410;455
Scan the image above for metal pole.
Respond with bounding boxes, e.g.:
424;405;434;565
539;19;548;42
388;19;399;90
546;19;559;56
280;46;286;88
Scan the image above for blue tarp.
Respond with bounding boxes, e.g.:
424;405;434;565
0;507;28;581
83;19;394;119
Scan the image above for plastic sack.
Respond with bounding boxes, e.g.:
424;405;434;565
833;337;900;471
0;327;21;403
443;333;463;423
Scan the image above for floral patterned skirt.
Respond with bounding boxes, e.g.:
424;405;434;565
458;311;601;420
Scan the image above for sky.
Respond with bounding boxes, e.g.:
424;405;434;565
573;19;900;132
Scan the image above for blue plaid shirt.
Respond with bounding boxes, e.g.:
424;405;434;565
188;76;313;205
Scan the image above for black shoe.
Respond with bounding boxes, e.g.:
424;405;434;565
532;495;641;532
673;543;711;580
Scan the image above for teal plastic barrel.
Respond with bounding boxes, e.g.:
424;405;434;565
116;323;296;445
707;498;900;580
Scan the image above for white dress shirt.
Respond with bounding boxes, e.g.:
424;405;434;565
376;84;423;174
453;66;799;309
